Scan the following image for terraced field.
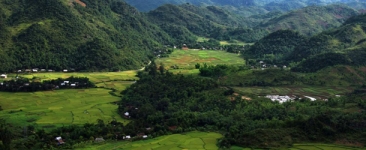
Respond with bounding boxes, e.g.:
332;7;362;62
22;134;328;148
156;50;245;70
77;131;222;150
0;88;130;130
14;71;138;83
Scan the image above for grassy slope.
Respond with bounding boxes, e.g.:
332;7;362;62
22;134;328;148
76;131;364;150
260;4;358;36
0;0;171;72
77;131;222;150
0;88;130;129
0;71;139;129
155;50;245;69
15;71;139;83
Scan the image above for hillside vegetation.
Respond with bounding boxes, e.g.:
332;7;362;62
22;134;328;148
286;13;366;72
259;4;358;36
0;0;173;72
125;0;366;12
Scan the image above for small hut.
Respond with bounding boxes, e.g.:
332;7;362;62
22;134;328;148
0;74;7;78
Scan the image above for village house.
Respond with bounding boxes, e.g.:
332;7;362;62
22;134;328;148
304;96;316;101
40;69;46;72
25;69;31;72
63;69;68;72
123;135;131;139
95;137;105;143
143;135;148;139
266;95;294;103
0;74;7;78
182;44;188;50
17;70;22;73
55;136;65;145
32;68;38;72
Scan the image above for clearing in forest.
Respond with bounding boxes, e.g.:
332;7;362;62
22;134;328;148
156;50;245;70
233;86;353;100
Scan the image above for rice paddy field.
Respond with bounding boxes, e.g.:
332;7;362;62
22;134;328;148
10;71;138;83
77;131;364;150
156;50;246;70
233;86;354;99
0;88;129;130
231;144;364;150
77;131;222;150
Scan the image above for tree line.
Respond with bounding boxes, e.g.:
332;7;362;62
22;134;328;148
0;76;94;92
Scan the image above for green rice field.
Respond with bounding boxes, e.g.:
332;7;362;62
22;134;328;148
233;86;354;99
0;88;129;129
77;131;364;150
77;131;222;150
8;71;138;83
231;144;363;150
167;69;200;75
156;50;245;69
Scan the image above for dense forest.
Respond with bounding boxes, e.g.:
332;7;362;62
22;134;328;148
115;65;366;148
0;0;173;72
124;0;366;12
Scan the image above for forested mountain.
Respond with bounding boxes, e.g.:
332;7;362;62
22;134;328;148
124;0;366;12
259;4;358;36
287;13;366;72
244;30;306;61
0;0;174;72
147;3;359;43
147;4;250;43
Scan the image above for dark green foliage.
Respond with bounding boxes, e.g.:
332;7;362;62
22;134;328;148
245;30;306;60
199;64;248;78
292;53;351;72
116;72;366;148
0;0;174;72
344;13;366;25
260;4;358;36
0;76;94;92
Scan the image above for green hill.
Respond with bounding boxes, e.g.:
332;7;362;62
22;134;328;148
0;0;173;72
244;30;306;61
260;4;359;36
287;13;366;72
147;4;245;41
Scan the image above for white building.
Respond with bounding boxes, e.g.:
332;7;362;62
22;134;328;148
304;96;316;101
0;74;7;78
266;95;294;103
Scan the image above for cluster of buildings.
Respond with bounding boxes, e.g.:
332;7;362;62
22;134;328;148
265;95;295;103
15;68;74;73
265;95;317;103
251;61;288;70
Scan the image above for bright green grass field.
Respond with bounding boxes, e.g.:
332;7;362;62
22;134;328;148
77;131;364;150
233;86;353;99
0;88;129;129
11;71;138;83
231;144;363;150
77;131;222;150
156;50;245;70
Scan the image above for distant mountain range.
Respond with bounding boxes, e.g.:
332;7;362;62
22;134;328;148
124;0;366;12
